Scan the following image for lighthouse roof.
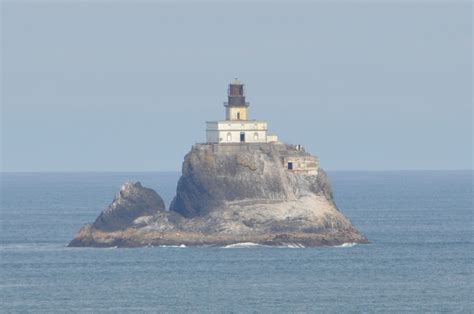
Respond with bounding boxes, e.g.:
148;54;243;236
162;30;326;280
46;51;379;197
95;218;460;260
231;78;242;85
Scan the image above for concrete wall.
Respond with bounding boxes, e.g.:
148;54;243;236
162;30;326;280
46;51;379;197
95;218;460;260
284;156;318;175
220;130;267;143
267;134;279;143
206;130;267;143
206;121;268;143
206;130;220;143
205;121;282;144
226;107;248;120
207;121;267;131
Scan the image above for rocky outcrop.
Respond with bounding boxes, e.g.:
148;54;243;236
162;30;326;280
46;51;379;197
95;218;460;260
69;143;368;248
170;143;332;217
92;182;165;231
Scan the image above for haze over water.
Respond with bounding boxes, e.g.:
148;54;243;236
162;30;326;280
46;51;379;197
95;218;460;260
1;2;472;312
2;2;472;172
1;171;472;312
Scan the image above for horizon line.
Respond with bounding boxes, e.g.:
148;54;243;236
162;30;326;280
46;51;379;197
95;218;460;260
1;169;473;174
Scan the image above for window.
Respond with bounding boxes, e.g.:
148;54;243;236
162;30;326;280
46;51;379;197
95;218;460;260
240;132;245;142
254;132;259;141
237;112;241;120
226;132;232;141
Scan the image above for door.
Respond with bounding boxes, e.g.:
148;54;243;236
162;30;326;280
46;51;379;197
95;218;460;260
287;162;293;170
240;132;245;142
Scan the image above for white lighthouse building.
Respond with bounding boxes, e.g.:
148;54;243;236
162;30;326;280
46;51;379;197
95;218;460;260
206;79;279;144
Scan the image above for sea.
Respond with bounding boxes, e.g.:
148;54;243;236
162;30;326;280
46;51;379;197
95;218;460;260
0;171;472;313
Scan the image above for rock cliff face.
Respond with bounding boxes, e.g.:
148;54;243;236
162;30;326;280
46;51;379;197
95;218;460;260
170;143;332;217
92;182;165;231
69;143;368;248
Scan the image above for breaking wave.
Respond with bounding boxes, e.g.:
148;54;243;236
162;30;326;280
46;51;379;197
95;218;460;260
334;242;357;248
223;242;264;248
281;243;306;248
156;244;187;248
223;242;306;248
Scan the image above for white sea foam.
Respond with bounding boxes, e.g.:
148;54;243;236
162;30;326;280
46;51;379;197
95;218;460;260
282;243;305;248
223;242;263;248
334;242;357;248
223;242;308;249
157;244;187;248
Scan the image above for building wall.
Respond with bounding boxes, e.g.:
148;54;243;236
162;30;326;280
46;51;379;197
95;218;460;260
206;121;267;131
206;130;220;143
206;121;268;143
267;134;279;143
218;130;267;143
206;130;268;143
225;107;248;120
284;156;319;175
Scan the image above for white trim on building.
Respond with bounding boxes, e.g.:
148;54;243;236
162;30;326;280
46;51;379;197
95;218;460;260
206;120;277;143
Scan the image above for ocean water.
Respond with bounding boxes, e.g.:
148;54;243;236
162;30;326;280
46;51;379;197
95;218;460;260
0;171;472;312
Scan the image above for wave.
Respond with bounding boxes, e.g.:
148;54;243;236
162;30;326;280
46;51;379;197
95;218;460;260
334;242;357;248
281;243;305;248
223;242;265;248
224;242;306;249
156;244;187;248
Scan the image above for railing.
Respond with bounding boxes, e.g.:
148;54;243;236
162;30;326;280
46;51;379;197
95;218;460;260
223;101;250;107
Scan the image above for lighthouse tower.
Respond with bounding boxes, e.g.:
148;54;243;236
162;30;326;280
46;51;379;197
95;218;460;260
206;79;278;144
225;79;249;121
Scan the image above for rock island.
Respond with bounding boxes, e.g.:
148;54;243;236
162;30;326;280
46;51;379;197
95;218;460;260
69;79;368;247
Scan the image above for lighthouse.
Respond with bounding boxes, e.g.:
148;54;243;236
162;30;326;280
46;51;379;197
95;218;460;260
225;78;249;121
206;79;279;144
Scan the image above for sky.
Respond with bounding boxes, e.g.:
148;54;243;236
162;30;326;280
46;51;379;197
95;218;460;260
1;1;472;172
